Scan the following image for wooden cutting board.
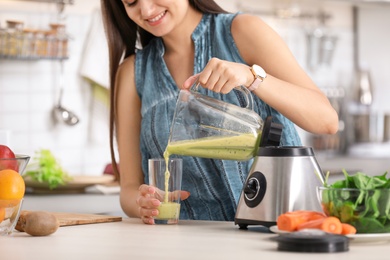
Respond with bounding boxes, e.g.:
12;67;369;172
20;211;123;226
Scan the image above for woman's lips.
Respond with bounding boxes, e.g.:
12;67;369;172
147;11;167;24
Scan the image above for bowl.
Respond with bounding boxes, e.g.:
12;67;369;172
0;154;30;174
317;187;390;234
0;154;29;236
0;199;23;236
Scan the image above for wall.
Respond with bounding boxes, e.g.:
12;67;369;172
0;0;389;176
0;0;108;175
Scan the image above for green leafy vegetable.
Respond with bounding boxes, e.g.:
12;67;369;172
321;170;390;233
24;149;72;189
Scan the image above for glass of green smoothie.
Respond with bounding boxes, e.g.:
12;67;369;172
148;158;183;224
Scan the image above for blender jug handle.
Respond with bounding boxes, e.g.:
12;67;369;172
191;82;254;111
237;85;254;111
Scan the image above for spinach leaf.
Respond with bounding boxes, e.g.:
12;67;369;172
323;170;390;233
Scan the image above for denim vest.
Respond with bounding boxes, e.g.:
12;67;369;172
135;13;301;221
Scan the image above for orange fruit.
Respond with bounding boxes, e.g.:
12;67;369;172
0;169;25;201
0;208;5;222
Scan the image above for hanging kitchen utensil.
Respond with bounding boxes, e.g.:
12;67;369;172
320;34;338;66
353;6;373;106
306;27;323;70
53;60;80;126
306;27;338;70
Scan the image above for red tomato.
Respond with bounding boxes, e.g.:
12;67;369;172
0;145;18;171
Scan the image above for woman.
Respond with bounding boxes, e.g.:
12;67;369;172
100;0;338;224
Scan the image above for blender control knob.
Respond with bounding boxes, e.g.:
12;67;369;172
244;178;258;199
243;171;267;208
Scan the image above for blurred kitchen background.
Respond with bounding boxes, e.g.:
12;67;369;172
0;0;389;177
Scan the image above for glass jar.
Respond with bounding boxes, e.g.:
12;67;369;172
21;28;36;58
45;30;56;58
49;23;68;58
34;30;46;57
0;27;6;56
6;20;24;57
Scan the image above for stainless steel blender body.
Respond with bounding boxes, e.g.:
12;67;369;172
235;146;325;229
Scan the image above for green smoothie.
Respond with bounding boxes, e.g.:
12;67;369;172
159;133;260;221
156;202;181;220
163;153;170;203
165;133;260;161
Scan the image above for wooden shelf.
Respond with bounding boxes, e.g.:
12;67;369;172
0;55;69;61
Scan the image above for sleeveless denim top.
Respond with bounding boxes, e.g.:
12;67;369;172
135;13;301;221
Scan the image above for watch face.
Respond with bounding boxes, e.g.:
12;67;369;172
253;65;266;79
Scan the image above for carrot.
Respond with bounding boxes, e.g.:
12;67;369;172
341;223;357;235
297;216;342;234
277;210;327;232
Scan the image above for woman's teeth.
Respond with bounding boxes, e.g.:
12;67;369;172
148;11;166;23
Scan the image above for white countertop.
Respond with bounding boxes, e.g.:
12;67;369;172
13;182;390;259
1;218;389;259
22;193;126;217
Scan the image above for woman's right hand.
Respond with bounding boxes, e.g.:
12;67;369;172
136;184;190;225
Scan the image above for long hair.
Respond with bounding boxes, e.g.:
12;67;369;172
100;0;228;180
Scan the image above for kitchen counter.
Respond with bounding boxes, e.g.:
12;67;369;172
1;218;389;259
22;193;126;217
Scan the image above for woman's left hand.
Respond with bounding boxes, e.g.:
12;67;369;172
182;58;253;94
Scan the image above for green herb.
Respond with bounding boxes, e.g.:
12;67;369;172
321;170;390;233
24;149;72;189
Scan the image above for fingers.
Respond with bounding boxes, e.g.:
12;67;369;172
137;185;161;225
180;191;191;201
182;74;199;89
138;184;155;196
136;186;191;225
193;58;247;94
139;206;158;225
170;190;191;201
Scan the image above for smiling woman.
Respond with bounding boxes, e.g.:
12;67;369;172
99;0;338;224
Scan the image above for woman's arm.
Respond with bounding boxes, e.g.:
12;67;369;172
115;55;145;218
183;14;338;135
232;14;338;135
114;55;190;224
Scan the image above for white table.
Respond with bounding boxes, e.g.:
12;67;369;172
1;218;389;260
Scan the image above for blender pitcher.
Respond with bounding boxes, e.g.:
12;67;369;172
166;84;264;161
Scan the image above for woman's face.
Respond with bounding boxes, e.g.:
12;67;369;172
121;0;190;37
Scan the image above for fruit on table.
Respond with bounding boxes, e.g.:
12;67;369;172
0;145;18;171
16;211;59;236
0;208;5;222
0;169;25;208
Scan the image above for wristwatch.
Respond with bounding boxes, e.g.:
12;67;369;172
248;64;267;91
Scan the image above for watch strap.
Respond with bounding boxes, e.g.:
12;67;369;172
248;77;261;91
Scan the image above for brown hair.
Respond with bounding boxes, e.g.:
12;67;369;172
100;0;228;179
